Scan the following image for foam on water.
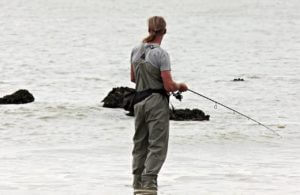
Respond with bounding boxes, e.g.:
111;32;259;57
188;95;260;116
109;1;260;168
1;0;300;194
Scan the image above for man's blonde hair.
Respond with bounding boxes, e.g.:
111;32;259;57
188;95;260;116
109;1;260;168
143;16;166;43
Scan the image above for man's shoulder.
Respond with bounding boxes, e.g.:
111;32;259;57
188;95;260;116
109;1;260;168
149;45;169;57
131;43;143;54
155;47;169;60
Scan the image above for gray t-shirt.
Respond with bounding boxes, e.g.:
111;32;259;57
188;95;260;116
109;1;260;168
130;43;171;71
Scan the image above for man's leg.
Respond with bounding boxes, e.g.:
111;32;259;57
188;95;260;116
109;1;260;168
132;104;149;188
142;97;169;190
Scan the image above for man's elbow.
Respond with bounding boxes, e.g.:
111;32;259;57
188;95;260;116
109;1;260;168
131;75;135;83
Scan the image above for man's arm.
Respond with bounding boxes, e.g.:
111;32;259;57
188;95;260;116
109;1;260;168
131;64;135;83
161;70;188;92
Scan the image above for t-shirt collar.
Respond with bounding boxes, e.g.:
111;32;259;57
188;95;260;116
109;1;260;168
145;43;160;48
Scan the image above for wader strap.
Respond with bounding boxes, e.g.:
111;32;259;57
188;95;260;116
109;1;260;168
140;44;156;60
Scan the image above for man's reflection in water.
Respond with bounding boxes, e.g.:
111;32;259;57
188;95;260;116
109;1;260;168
134;190;157;195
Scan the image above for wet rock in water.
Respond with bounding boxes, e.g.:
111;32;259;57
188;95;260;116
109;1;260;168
233;78;244;81
102;87;210;121
102;87;135;108
169;108;210;121
0;89;34;104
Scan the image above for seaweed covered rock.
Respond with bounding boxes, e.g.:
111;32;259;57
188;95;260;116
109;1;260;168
0;89;34;104
102;87;135;108
233;78;244;82
102;87;210;121
170;108;210;121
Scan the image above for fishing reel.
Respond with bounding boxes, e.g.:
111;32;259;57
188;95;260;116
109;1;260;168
172;91;183;101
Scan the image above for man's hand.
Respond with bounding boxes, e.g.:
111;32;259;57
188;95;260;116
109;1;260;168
178;83;188;92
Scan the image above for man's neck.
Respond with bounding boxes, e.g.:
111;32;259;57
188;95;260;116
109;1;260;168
149;36;163;45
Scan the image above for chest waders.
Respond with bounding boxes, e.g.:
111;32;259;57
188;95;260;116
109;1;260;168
132;45;169;191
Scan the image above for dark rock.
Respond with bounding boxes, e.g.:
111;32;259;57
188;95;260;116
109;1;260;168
0;89;34;104
102;87;210;121
169;108;210;121
126;111;135;117
102;87;135;108
233;78;244;81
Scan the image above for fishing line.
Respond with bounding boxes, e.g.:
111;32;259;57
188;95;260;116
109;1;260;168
187;89;281;137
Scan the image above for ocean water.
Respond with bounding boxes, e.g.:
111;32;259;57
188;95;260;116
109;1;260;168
0;0;300;194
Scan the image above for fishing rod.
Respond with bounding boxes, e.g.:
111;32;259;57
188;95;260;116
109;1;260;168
187;89;281;137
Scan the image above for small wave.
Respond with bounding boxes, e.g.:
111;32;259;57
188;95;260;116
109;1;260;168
82;77;106;81
38;115;57;120
247;75;261;79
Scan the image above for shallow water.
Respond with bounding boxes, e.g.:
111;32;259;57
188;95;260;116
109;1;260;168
1;0;300;194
